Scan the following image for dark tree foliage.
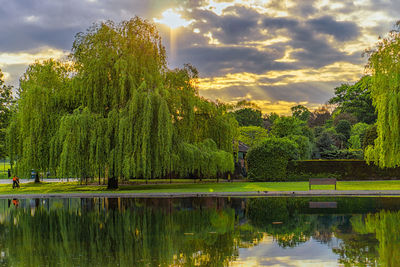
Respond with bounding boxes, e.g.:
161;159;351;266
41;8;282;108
335;120;352;141
362;125;377;149
329;76;376;124
308;106;331;128
264;112;279;124
291;105;311;121
316;131;335;153
0;70;14;159
232;108;263;127
333;112;357;126
262;112;279;130
287;135;312;160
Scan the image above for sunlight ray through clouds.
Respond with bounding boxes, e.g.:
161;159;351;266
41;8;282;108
154;9;193;29
154;9;193;63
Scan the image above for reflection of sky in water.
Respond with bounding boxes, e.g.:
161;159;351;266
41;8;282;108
232;236;340;266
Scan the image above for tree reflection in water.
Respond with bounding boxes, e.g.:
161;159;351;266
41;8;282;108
0;198;261;266
0;197;399;266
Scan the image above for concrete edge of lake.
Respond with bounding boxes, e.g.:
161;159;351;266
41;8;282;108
2;190;400;199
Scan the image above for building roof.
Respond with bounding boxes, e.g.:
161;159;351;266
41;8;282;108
238;141;249;152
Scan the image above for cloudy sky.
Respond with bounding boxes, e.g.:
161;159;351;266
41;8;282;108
0;0;398;114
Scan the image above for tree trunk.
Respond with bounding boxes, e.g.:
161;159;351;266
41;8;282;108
34;173;40;183
108;177;118;189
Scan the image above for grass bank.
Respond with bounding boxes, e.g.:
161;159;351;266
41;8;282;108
2;180;400;195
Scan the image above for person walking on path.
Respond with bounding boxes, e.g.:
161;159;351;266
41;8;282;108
12;175;20;189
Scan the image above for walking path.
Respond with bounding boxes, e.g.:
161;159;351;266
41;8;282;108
0;178;79;184
2;190;400;199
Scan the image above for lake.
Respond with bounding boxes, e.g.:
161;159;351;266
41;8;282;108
0;196;399;266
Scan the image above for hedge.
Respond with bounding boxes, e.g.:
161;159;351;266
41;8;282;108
247;137;298;181
287;160;400;180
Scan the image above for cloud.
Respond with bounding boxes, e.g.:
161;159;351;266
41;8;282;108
177;45;291;76
0;0;177;52
173;5;364;78
0;48;68;86
0;0;397;113
197;61;363;113
308;16;360;41
200;81;336;105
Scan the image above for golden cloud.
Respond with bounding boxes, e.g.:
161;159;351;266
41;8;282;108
0;47;68;82
0;47;67;66
198;61;364;92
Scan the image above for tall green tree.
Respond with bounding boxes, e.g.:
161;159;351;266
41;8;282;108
335;120;351;142
0;70;14;159
365;24;400;167
232;108;263;127
308;106;331;128
271;116;303;137
329;76;376;124
291;105;311;122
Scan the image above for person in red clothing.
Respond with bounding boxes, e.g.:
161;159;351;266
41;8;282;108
12;175;20;189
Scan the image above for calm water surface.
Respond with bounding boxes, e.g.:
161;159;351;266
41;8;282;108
0;196;399;266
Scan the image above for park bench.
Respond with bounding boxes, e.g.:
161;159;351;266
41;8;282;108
309;178;336;190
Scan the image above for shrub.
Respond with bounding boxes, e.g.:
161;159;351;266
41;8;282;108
247;137;299;181
288;135;312;160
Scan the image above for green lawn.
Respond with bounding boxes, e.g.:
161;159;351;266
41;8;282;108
0;161;11;179
0;162;11;172
2;180;400;195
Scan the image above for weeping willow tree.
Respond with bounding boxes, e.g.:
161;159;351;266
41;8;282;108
8;60;75;176
8;17;237;187
365;23;400;168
